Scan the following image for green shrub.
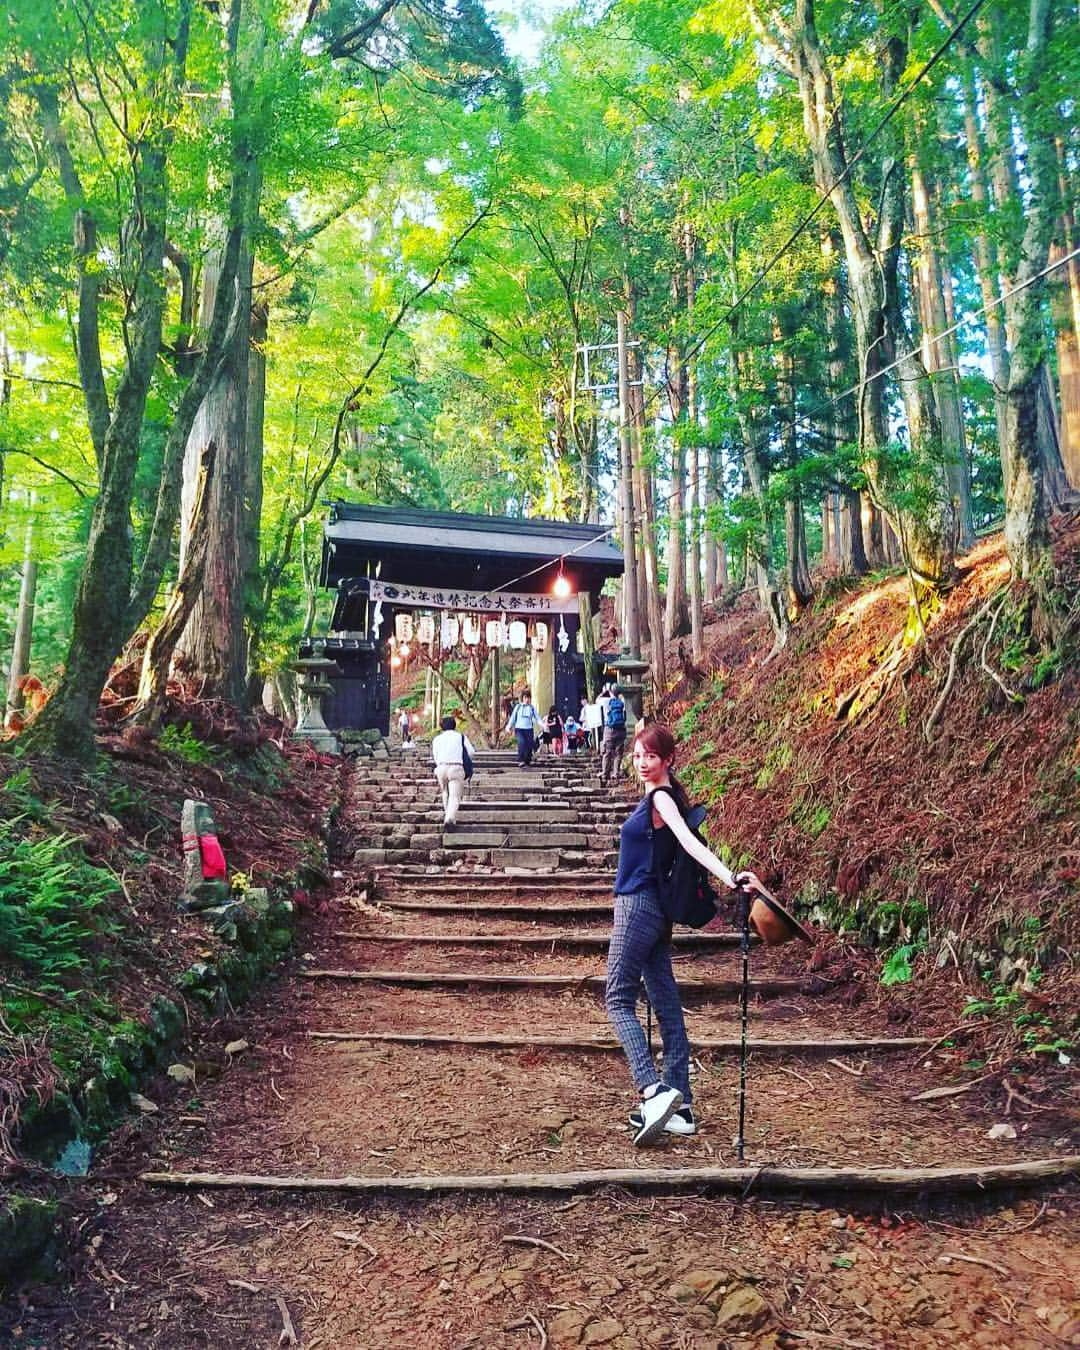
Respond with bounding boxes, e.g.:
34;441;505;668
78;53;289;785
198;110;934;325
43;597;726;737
0;820;121;994
159;722;218;765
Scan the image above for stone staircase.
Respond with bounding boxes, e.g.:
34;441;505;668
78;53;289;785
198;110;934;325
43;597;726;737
351;745;625;872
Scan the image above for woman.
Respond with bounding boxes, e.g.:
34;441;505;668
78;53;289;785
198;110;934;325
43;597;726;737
541;706;564;758
605;722;761;1145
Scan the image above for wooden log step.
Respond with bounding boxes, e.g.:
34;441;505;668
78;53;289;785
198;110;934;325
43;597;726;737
331;930;750;948
307;1030;932;1054
300;969;816;996
141;1156;1080;1199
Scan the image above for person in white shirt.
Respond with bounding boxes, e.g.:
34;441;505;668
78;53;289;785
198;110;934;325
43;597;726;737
430;715;475;825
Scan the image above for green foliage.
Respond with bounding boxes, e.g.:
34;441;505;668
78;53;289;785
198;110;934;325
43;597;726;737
790;794;831;838
755;742;792;790
0;819;120;994
158;723;218;766
880;943;921;986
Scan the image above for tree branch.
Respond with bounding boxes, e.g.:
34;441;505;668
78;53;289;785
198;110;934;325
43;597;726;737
33;83;109;467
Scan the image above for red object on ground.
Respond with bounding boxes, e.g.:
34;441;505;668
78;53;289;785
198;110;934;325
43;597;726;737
199;834;227;880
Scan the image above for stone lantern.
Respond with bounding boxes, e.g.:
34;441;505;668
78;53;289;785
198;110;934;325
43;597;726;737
291;651;341;753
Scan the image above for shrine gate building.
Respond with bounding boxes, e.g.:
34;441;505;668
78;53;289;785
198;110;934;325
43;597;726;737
308;502;624;734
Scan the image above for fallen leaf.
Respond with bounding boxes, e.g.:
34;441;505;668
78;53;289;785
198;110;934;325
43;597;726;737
987;1122;1018;1141
224;1039;250;1056
167;1063;196;1084
130;1093;158;1114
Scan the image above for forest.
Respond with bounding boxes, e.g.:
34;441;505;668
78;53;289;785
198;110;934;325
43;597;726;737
3;2;1080;1339
0;0;1077;754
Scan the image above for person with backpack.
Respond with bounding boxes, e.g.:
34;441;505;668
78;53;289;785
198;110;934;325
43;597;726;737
599;686;628;785
605;722;762;1145
430;715;475;825
505;689;543;766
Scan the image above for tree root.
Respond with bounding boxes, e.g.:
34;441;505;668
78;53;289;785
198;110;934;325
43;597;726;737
923;588;1004;744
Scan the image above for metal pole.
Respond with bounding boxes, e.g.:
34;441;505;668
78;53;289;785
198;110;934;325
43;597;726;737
735;886;752;1161
616;308;641;660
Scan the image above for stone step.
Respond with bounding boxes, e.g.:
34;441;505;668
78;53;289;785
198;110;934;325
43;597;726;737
445;821;616;837
378;869;616;887
440;832;607;850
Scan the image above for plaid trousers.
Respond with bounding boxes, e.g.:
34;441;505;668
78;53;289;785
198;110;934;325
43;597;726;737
605;890;692;1102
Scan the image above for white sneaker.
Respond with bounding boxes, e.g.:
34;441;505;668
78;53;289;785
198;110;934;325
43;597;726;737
632;1082;683;1146
629;1104;697;1136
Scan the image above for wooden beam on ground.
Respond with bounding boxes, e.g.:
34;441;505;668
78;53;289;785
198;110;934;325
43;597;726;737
331;930;752;949
300;969;816;996
307;1030;932;1054
141;1156;1080;1198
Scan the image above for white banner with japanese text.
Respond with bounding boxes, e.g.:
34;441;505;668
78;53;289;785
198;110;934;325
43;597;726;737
367;578;578;615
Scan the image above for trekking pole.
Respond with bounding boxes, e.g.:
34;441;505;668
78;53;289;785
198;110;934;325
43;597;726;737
733;885;752;1162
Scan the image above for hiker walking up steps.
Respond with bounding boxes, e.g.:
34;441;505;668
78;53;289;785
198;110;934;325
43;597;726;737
606;723;762;1146
430;715;475;825
599;685;627;785
505;689;543;767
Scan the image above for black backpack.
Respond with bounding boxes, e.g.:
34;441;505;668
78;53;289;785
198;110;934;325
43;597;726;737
650;787;718;928
460;733;474;781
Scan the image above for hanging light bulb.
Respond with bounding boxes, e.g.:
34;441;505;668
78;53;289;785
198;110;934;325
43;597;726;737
552;561;572;599
399;642;411;659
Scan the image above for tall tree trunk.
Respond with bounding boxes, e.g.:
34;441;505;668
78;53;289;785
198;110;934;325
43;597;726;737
130;443;216;728
779;325;813;618
684;223;704;662
5;504;38;726
821;230;868;576
911;154;974;548
178;6;264;706
177;244;254;704
664;291;690;640
961;71;1011;481
243;297;268;702
1002;0;1057;590
630;366;667;694
732;341;788;648
1050;237;1080;488
26;0;249;759
768;0;955;609
703;443;722;601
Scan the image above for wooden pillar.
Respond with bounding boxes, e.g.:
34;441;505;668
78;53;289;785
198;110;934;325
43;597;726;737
529;634;555;717
489;647;500;745
578;592;597;700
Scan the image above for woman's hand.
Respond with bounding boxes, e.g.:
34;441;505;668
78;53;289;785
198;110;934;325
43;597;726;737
735;869;764;893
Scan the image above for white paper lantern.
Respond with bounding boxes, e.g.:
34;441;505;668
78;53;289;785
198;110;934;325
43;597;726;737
394;613;414;643
416;615;436;646
485;619;507;647
531;622;549;652
462;615;482;645
440;616;460;649
508;620;528;650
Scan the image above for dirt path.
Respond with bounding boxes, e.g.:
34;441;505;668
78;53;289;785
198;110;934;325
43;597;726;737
8;751;1079;1348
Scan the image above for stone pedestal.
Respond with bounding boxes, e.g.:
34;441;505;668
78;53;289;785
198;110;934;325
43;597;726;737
291;655;341;753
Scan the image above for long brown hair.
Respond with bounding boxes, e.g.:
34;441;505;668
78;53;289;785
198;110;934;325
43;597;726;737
634;722;690;812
